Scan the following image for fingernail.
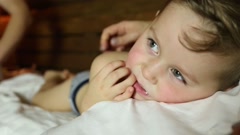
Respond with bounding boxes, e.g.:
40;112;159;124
129;87;134;92
110;38;117;46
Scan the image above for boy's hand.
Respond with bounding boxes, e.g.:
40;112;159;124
80;60;136;112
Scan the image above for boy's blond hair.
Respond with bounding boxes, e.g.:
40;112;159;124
171;0;240;90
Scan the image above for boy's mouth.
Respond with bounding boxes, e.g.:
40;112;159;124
133;82;149;96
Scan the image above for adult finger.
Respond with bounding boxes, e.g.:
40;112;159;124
110;33;137;48
100;23;125;51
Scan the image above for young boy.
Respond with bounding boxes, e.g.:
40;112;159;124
32;0;240;116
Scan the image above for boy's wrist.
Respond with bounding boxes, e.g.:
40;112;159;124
76;84;89;113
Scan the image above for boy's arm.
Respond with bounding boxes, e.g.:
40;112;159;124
77;60;136;113
0;0;31;63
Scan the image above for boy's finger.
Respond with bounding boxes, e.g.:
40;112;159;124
114;87;134;101
105;66;131;88
110;73;136;96
114;73;136;89
97;60;125;82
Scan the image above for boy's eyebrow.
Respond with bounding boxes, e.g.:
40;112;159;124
177;34;199;84
150;25;198;84
149;26;161;45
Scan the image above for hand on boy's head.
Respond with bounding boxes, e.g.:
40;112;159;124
81;60;136;112
100;21;150;51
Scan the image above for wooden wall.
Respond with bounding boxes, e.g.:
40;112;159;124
1;0;168;73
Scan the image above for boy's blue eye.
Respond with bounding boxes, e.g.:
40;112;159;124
171;68;186;84
147;38;159;55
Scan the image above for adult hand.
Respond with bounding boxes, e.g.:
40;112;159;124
100;20;150;51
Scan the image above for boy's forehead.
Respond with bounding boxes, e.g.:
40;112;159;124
152;1;215;49
153;2;202;28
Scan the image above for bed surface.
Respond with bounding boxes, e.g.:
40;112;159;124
1;73;239;135
0;74;76;135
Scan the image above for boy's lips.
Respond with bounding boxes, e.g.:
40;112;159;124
133;82;149;96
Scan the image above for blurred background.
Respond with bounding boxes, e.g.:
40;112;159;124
0;0;167;73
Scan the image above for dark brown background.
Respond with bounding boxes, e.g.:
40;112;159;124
1;0;167;73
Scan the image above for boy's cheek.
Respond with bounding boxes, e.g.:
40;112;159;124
154;85;181;103
126;52;138;67
127;48;144;67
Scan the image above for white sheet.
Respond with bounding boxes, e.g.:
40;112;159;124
0;73;239;135
43;83;240;135
0;74;76;135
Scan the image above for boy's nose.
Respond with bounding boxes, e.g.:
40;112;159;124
142;60;161;85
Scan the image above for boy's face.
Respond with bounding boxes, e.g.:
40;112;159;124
126;2;227;103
